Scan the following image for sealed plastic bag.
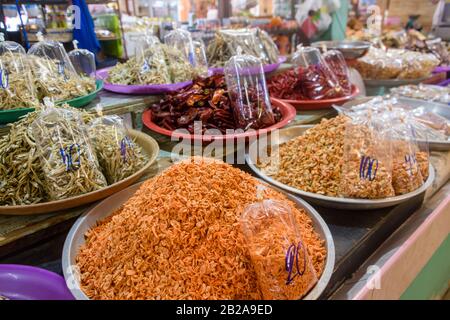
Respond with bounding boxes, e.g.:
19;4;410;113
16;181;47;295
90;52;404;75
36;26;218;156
0;39;39;110
240;191;318;300
389;108;427;195
292;46;342;100
339;108;396;199
68;40;96;77
224;53;275;130
31;106;107;200
28;39;95;102
164;29;208;76
322;49;352;96
88;114;147;184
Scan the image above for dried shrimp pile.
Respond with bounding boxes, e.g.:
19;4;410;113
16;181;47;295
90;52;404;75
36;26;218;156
76;157;326;300
107;44;195;85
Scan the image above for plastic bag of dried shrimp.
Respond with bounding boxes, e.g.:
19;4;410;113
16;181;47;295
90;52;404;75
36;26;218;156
88;114;147;185
31;106;107;200
388;108;429;195
339;107;395;199
0;39;39;110
224;52;275;130
240;187;318;300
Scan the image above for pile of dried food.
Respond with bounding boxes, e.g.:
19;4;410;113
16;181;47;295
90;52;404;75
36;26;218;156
150;74;282;133
258;105;430;199
107;44;195;85
267;48;351;100
76;157;326;300
0;106;147;206
206;28;279;68
355;47;440;80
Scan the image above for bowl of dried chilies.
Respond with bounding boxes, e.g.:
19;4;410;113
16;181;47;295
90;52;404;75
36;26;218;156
0;106;159;215
142;74;296;143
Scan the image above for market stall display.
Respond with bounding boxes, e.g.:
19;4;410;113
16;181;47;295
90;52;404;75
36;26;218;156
247;100;435;209
0;106;158;215
206;28;281;71
267;47;358;109
64;157;333;300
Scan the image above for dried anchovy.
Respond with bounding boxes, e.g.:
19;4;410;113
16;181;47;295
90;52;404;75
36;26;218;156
0;53;95;110
0;112;46;205
207;29;279;68
108;44;195;85
31;108;107;200
89;124;147;184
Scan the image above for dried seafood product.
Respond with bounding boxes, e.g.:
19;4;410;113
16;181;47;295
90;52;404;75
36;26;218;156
76;157;326;300
89;116;148;184
31;107;107;200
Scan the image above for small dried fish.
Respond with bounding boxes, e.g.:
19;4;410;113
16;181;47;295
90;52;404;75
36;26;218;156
31;107;107;200
89;117;147;184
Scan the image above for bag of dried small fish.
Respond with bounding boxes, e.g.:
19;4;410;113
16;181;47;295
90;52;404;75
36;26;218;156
389;108;428;195
339;108;395;199
0;39;40;110
28;40;95;102
164;29;208;77
31;107;107;200
88;115;147;184
240;187;318;300
224;53;275;130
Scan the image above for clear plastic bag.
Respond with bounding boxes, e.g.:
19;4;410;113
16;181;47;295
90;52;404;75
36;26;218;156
292;46;343;100
240;193;318;300
88;114;147;184
339;108;396;199
28;39;95;102
31;107;107;200
135;42;171;84
68;40;96;77
224;53;275;130
0;39;39;110
389;108;427;195
390;84;450;104
322;49;352;96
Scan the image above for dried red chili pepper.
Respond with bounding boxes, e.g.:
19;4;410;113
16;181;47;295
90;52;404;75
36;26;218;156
149;74;282;134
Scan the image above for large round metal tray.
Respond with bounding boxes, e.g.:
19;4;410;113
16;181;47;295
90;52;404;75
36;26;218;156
0;130;159;215
62;181;335;300
312;40;371;60
343;97;450;151
246;126;435;210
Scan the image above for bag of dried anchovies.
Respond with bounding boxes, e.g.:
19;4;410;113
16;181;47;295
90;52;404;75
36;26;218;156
240;186;317;300
31;107;107;200
88;115;147;185
0;40;40;110
339;108;395;199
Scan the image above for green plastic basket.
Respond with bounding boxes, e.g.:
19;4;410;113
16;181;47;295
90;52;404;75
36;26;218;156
0;80;103;125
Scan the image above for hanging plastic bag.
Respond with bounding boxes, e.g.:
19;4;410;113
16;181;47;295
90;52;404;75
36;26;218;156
322;49;352;96
0;38;39;110
240;188;318;300
292;46;343;100
224;52;275;130
339;108;396;199
31;106;107;200
88;113;147;184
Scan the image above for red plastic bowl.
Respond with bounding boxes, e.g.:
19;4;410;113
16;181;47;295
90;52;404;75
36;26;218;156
142;98;297;143
281;85;359;110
